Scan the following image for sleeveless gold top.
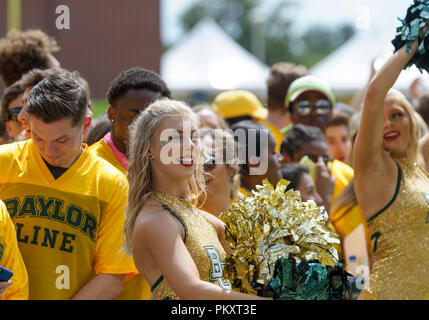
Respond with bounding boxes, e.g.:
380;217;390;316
359;158;429;300
150;192;232;300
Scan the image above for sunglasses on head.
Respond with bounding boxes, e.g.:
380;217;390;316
295;99;332;116
203;161;217;172
6;107;22;121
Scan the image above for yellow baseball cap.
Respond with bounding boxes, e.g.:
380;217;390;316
212;90;268;120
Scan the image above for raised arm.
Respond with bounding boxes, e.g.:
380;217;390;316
354;39;419;171
353;40;419;219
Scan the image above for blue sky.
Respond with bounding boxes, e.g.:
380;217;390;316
161;0;413;45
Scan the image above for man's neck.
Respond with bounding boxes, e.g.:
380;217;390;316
266;109;291;130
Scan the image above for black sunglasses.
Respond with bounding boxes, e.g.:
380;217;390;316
7;107;22;121
203;154;227;172
295;99;332;116
203;157;219;172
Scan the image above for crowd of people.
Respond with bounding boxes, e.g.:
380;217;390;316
0;26;429;301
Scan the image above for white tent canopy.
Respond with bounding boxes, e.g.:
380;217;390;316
310;0;429;97
161;18;270;93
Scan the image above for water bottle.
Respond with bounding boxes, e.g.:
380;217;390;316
347;255;358;276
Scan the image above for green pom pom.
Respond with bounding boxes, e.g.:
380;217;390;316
266;256;352;300
392;0;429;72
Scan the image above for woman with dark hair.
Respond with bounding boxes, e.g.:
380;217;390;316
280;163;322;205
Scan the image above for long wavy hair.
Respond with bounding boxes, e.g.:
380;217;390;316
123;99;206;254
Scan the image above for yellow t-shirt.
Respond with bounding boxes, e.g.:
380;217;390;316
329;160;354;201
88;138;123;173
325;160;354;259
0;200;29;300
330;204;371;259
0;140;137;300
89;138;151;300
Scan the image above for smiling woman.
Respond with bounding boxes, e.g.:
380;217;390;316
123;99;269;300
354;38;429;300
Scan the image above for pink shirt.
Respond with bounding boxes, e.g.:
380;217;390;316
103;132;128;170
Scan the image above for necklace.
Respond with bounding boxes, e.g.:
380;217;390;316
151;191;193;210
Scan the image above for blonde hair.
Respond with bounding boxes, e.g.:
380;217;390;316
123;99;206;254
385;88;419;161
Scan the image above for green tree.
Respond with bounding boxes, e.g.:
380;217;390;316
178;0;355;68
293;23;356;67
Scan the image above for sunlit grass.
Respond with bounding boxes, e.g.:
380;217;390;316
91;99;109;118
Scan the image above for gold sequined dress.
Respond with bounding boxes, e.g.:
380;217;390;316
150;192;232;300
359;158;429;300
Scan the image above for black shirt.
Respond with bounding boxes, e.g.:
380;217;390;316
43;158;68;179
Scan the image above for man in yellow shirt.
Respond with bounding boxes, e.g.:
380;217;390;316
283;75;336;133
0;69;136;300
89;67;171;299
282;75;355;201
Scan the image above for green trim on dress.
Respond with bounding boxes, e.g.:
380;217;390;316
367;162;402;223
150;204;188;293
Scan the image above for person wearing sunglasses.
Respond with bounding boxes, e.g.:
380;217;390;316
282;76;354;207
197;128;241;217
283;75;336;133
1;81;25;141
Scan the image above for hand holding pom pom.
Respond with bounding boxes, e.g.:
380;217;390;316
392;0;429;72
